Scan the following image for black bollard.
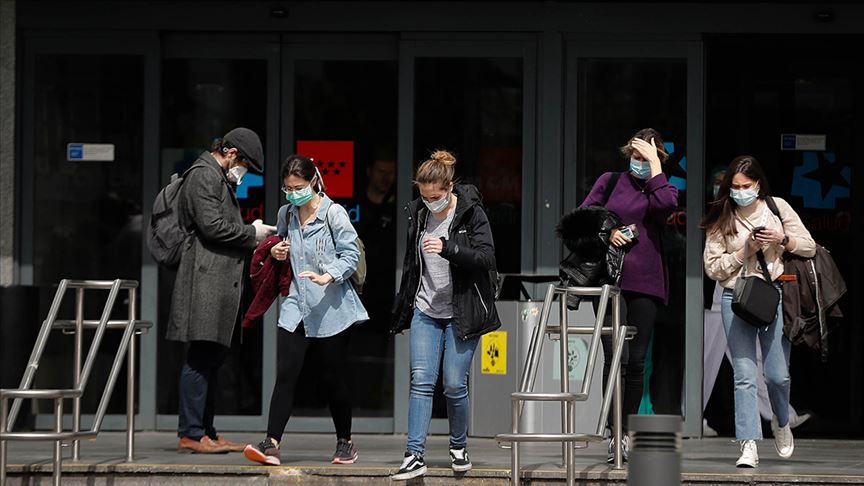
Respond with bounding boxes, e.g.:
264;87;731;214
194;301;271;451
627;414;682;486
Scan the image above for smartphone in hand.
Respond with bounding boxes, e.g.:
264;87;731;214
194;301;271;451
751;225;765;239
619;224;639;239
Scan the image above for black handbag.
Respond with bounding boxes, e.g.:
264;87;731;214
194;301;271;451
731;248;780;328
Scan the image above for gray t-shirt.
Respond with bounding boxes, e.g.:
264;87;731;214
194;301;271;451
415;209;455;319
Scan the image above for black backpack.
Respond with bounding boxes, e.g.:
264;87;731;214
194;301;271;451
146;167;198;267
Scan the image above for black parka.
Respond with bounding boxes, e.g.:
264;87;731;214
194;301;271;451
391;184;501;340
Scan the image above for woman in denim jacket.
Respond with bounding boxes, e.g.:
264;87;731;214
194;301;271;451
244;154;368;466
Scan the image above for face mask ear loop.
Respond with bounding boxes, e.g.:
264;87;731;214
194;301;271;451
313;165;324;195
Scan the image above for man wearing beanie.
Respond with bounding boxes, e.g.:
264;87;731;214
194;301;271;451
167;127;275;453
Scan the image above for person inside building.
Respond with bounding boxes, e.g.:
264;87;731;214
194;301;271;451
243;154;368;466
168;127;276;453
389;150;501;481
578;128;678;463
702;155;815;467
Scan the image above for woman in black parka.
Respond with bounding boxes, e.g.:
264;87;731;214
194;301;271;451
389;150;501;481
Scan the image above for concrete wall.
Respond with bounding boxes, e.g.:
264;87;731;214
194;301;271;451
0;0;15;286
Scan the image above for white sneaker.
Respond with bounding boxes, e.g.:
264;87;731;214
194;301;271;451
771;421;795;458
736;440;759;468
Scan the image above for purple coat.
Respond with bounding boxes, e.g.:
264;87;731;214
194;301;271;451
579;171;678;303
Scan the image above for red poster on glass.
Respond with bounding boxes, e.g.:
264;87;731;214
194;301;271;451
296;140;354;198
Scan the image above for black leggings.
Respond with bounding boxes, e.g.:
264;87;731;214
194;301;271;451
596;291;660;431
266;324;353;442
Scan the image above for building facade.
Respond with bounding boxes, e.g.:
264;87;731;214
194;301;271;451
0;1;860;438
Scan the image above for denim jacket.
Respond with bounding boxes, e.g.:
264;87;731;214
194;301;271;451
276;195;368;337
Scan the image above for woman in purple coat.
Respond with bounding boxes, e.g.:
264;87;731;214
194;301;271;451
578;128;678;463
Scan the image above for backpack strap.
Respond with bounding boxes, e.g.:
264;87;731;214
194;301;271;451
601;171;623;206
324;203;336;245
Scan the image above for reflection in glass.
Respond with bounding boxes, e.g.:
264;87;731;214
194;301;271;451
31;55;144;414
707;38;858;436
576;58;687;416
157;59;268;416
414;58;523;274
293;60;398;417
414;57;524;418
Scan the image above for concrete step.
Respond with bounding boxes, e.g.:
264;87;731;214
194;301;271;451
3;432;863;485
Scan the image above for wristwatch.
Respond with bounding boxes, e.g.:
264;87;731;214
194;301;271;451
781;234;790;247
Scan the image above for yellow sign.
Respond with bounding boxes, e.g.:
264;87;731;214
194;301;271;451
481;331;507;375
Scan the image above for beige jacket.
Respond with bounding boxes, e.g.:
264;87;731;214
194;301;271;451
704;197;816;289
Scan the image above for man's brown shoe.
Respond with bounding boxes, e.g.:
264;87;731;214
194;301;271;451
178;436;230;454
213;435;246;452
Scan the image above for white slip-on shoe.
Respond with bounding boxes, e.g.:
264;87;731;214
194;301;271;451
736;440;759;468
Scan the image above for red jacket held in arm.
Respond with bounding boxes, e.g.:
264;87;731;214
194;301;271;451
242;235;292;328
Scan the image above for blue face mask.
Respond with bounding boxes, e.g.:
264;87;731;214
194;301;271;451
730;186;760;207
629;158;652;180
284;184;314;206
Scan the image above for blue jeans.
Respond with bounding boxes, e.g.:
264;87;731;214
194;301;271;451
407;308;480;455
721;286;791;441
178;341;228;439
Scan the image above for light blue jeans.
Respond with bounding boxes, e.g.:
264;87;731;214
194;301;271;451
407;308;480;455
721;286;791;440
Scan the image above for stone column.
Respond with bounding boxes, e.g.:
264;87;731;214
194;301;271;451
0;0;16;286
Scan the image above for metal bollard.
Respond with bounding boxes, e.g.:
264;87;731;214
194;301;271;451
627;414;682;486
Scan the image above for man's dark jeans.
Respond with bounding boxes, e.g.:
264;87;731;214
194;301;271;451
178;340;229;439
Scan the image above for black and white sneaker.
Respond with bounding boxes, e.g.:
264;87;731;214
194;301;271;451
391;452;427;481
449;446;472;472
606;434;630;464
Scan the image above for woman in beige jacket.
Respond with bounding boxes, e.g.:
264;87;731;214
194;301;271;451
701;155;815;468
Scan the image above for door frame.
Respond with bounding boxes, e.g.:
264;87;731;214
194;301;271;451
562;36;705;438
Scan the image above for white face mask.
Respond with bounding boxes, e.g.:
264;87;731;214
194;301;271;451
730;185;760;207
227;165;247;185
423;193;451;214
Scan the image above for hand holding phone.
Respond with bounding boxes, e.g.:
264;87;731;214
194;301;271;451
619;224;639;240
751;226;765;240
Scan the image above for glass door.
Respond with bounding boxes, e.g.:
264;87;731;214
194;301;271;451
155;34;281;432
705;36;861;437
563;39;705;437
19;32;160;429
280;35;399;432
396;35;537;434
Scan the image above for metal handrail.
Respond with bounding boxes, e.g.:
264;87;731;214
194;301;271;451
0;279;146;486
497;283;630;486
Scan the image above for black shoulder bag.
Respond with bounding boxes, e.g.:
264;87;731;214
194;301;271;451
731;243;780;328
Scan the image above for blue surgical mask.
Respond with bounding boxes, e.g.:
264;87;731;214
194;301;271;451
730;185;760;207
423;193;451;214
629;158;652;180
284;184;314;206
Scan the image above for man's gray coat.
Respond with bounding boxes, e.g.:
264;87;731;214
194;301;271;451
167;152;257;347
